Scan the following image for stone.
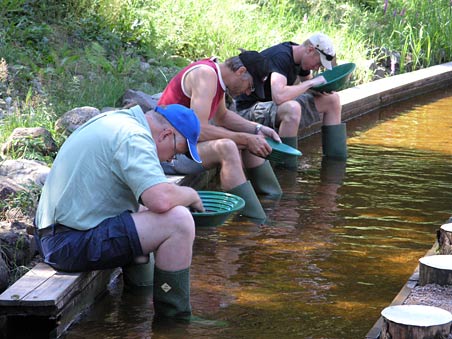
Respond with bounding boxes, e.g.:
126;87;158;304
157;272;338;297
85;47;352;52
55;106;100;135
122;89;161;112
0;159;50;187
1;127;58;158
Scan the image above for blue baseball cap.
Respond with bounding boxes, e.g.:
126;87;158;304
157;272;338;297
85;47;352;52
155;104;202;163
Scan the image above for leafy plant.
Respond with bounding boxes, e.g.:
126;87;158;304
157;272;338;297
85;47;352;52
0;181;42;221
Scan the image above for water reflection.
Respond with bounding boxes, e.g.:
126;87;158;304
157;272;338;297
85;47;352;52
64;87;452;339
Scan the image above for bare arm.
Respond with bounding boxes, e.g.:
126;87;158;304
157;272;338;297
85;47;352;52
187;67;277;156
140;182;204;213
271;72;325;105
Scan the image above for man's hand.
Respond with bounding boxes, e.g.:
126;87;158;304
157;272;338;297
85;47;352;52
309;75;327;87
257;125;281;143
189;193;205;213
246;134;273;158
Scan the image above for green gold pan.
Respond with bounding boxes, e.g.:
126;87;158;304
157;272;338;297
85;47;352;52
191;191;245;227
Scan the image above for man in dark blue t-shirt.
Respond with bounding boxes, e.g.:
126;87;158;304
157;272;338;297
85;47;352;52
235;32;346;168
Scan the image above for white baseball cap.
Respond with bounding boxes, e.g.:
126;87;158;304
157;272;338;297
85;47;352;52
308;33;335;70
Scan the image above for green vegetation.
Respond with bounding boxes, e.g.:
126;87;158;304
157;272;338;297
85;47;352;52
0;182;42;222
0;0;451;147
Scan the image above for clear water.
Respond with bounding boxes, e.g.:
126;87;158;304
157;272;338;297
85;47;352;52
63;86;452;339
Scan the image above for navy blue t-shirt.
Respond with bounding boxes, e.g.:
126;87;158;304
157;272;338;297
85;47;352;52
235;42;311;111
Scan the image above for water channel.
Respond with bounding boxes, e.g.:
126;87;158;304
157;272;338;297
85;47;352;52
63;86;452;339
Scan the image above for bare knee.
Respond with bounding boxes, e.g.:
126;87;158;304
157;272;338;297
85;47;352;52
328;92;341;112
319;92;341;123
318;92;341;113
167;206;195;242
214;139;242;164
277;101;301;125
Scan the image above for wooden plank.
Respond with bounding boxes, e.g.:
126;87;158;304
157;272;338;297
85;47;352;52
339;62;452;125
22;269;101;309
0;263;115;319
0;263;57;305
51;269;120;338
2;269;120;338
366;317;383;339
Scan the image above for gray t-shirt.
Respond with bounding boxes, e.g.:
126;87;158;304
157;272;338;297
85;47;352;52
35;105;168;230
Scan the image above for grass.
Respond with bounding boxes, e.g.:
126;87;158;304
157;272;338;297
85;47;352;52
0;0;451;146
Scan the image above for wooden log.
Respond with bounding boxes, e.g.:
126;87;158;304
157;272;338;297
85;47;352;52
437;223;452;255
381;305;452;339
419;255;452;286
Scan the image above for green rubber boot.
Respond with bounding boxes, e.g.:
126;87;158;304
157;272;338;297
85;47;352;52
228;181;266;220
153;267;192;322
278;136;299;169
321;123;348;160
122;253;155;288
247;161;282;196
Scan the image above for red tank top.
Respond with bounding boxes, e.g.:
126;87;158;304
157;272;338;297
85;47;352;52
158;58;225;121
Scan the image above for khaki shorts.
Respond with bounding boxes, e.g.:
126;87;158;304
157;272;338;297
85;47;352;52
236;93;320;130
161;154;206;175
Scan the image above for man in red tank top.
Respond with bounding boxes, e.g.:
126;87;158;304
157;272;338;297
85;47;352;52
158;51;282;220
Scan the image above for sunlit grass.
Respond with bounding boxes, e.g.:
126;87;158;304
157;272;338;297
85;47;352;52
0;0;451;145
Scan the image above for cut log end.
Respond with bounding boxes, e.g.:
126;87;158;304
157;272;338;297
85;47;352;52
381;305;452;339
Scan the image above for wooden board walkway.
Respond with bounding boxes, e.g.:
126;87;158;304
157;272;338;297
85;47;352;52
0;263;119;338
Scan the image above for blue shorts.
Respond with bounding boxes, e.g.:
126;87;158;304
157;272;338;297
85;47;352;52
36;211;144;272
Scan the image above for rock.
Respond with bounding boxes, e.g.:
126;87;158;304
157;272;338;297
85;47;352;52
55;106;101;136
0;255;9;292
122;89;161;112
0;159;50;187
0;177;25;200
139;61;151;72
0;231;35;266
1;127;58;158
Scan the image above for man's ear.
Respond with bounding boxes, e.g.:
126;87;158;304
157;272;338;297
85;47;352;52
308;45;316;55
237;66;247;76
157;128;172;142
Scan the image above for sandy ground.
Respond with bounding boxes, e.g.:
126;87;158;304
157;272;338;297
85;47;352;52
404;283;452;312
403;284;452;338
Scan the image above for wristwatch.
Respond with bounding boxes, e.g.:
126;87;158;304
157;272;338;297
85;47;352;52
254;124;262;134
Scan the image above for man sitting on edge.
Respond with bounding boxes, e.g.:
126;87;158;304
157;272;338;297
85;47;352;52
235;32;346;169
34;104;203;323
158;51;282;221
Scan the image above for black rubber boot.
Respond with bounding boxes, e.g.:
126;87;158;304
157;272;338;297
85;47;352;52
321;123;348;160
247;161;282;196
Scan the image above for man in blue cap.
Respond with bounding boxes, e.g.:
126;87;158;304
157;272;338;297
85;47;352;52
34;104;203;323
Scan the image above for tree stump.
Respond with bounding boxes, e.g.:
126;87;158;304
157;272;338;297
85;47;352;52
381;305;452;339
438;223;452;255
419;255;452;286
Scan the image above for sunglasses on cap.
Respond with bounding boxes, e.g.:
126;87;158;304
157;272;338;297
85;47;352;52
315;47;334;61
